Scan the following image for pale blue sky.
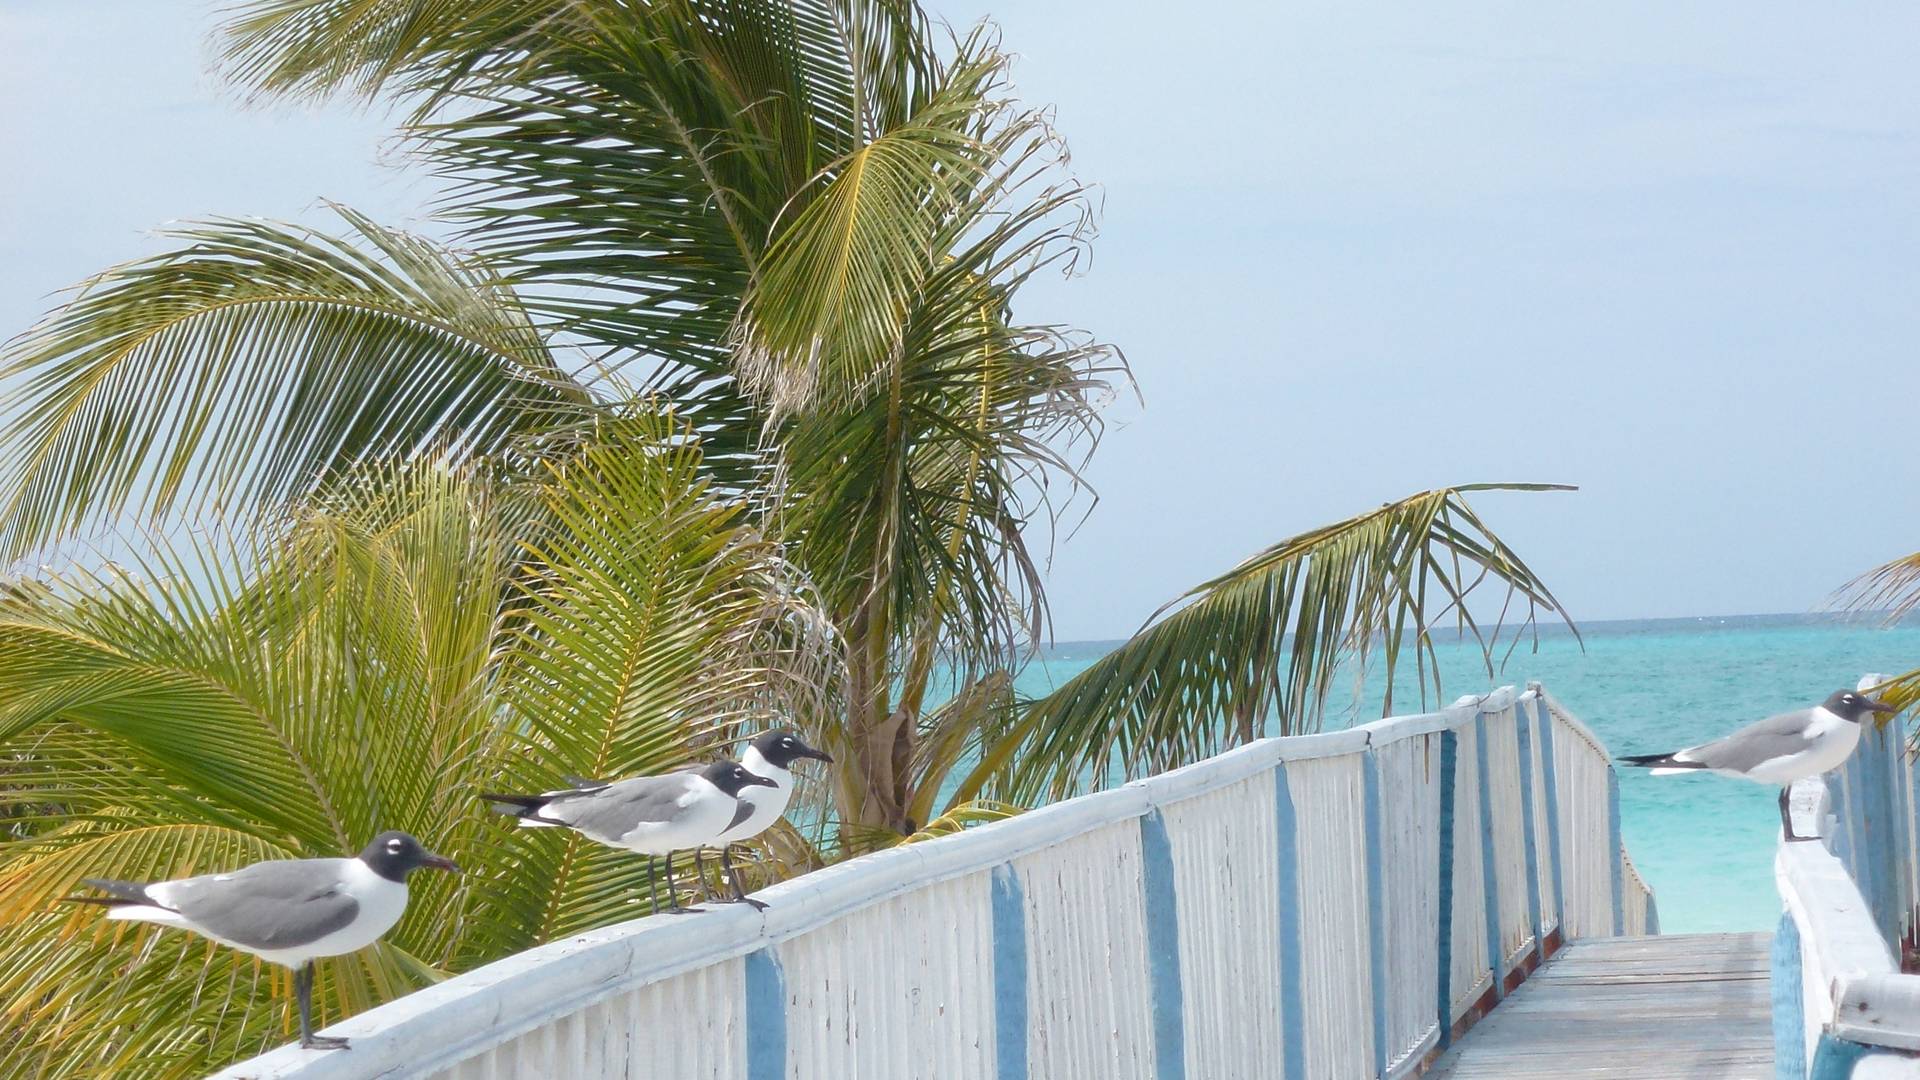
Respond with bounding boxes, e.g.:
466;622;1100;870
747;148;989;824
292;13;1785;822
4;2;1919;640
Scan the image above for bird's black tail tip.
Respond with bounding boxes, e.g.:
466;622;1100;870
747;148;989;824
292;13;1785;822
67;878;152;907
1619;752;1698;769
480;792;549;817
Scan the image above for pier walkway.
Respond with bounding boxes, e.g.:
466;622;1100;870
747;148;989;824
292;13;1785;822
1431;932;1774;1078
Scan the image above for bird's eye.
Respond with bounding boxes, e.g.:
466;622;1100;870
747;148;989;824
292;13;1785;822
387;840;402;851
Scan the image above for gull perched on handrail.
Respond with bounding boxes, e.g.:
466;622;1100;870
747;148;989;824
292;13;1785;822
1620;689;1895;841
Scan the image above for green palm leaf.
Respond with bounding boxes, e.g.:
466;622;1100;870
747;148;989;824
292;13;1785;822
734;32;1028;413
0;206;590;560
217;0;560;104
1837;549;1920;624
958;484;1578;804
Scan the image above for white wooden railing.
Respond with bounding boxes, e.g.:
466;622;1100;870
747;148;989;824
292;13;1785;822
219;684;1653;1080
1774;675;1920;1078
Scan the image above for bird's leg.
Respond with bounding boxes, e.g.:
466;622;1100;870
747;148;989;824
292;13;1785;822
661;851;705;914
693;848;717;903
1781;787;1815;842
295;961;350;1051
720;844;768;911
644;857;661;916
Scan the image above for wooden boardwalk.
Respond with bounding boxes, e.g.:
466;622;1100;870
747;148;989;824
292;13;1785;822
1429;933;1773;1079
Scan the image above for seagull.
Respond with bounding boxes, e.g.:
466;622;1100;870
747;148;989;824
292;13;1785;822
694;730;833;909
69;831;458;1051
1620;689;1895;841
483;759;776;914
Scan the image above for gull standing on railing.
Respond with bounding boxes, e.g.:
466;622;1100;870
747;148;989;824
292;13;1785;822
484;760;775;913
694;730;833;909
68;831;458;1051
1619;689;1894;840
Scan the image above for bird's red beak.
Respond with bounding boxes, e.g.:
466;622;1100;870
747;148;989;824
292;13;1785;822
423;853;461;873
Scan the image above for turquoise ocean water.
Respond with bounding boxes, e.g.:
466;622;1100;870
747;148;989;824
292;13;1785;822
1014;614;1920;934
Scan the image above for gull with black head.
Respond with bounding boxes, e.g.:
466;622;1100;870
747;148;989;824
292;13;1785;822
1620;689;1896;841
69;831;458;1051
695;730;833;909
484;759;776;914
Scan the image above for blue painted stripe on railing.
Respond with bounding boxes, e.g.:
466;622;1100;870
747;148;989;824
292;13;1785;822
1473;713;1504;998
1863;725;1900;944
1536;705;1567;933
1771;912;1805;1080
1435;728;1459;1047
744;946;787;1080
1140;808;1186;1080
1808;1034;1872;1080
1607;766;1625;937
1275;765;1308;1080
991;864;1029;1080
1513;703;1545;959
1361;752;1389;1079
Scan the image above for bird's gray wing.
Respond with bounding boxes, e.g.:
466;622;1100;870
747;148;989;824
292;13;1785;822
725;798;755;832
1682;708;1819;773
544;774;694;844
163;860;360;950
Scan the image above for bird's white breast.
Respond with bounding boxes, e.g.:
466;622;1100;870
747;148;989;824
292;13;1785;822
717;749;794;843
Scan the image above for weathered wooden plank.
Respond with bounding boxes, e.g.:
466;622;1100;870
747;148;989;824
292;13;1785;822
1426;934;1773;1079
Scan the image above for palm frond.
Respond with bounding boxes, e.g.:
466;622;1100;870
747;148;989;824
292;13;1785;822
960;484;1577;804
734;31;1033;413
0;206;592;561
1837;550;1920;624
216;0;562;104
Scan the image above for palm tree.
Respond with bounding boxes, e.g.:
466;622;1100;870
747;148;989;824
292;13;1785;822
0;2;1579;1071
0;416;835;1075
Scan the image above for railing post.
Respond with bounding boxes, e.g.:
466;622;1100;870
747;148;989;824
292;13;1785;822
1274;763;1309;1080
1474;711;1505;999
1435;727;1460;1048
1533;691;1567;946
1608;766;1625;937
1907;744;1920;949
1514;698;1545;961
1361;749;1389;1079
1865;723;1901;944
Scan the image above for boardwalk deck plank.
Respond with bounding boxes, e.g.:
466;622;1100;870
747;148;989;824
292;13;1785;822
1427;933;1773;1079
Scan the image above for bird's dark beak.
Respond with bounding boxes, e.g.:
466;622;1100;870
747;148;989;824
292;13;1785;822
422;853;461;874
1866;697;1899;715
746;773;779;788
798;746;834;764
